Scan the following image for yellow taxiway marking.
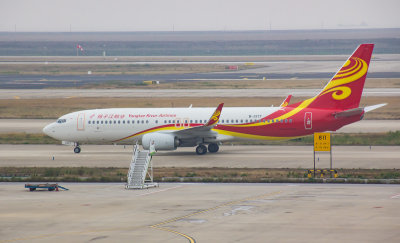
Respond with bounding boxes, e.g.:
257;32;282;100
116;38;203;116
150;226;196;243
149;190;282;243
14;96;20;99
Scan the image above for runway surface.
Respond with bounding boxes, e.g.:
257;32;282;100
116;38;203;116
1;144;399;169
1;52;399;88
1;72;399;89
1;183;399;243
2;88;400;99
1;119;398;134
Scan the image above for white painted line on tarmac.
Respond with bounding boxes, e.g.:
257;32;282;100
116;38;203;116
137;185;183;196
390;193;400;199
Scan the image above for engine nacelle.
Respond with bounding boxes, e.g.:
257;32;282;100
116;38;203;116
142;133;179;151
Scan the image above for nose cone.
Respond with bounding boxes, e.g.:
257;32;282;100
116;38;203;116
43;123;54;137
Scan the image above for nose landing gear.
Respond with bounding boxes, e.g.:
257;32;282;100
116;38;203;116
74;143;81;153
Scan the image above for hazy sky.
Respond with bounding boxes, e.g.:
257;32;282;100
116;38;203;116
1;0;399;32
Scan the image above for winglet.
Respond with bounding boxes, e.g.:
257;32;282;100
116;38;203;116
205;103;224;126
280;95;292;107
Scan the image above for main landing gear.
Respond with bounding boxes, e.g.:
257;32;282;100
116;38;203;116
196;144;207;155
74;143;81;154
208;143;219;153
195;143;219;155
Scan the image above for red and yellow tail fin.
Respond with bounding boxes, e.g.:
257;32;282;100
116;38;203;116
306;44;374;110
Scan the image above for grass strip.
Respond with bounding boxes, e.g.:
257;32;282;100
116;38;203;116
1;167;399;183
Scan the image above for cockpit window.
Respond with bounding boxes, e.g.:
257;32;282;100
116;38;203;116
57;119;67;123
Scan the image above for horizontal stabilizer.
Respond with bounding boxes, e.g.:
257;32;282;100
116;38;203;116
334;103;387;118
334;108;364;118
364;103;387;113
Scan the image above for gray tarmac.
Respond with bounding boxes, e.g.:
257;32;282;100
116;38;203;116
1;144;399;169
1;119;398;134
1;182;399;243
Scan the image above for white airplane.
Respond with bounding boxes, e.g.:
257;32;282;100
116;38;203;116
43;44;386;155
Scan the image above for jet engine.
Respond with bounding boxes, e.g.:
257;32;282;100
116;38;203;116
142;133;179;150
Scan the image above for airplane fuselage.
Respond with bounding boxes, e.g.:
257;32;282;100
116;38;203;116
43;106;360;145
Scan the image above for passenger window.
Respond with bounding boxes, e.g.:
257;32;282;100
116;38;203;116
118;120;120;124
141;120;144;124
289;119;292;123
127;120;130;124
105;121;107;124
240;119;243;123
123;120;125;124
155;120;158;124
88;121;91;124
146;120;149;124
97;121;99;124
285;119;288;123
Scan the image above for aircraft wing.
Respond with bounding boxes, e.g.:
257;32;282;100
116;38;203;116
173;103;224;137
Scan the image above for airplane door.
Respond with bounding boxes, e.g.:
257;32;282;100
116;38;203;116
304;112;312;130
77;113;85;131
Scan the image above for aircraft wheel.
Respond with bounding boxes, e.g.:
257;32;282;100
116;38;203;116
196;145;207;155
208;143;219;153
74;146;81;154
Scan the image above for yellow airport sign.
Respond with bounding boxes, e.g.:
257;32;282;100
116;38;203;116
314;132;331;151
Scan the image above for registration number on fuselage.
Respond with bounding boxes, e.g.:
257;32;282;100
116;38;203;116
248;114;263;119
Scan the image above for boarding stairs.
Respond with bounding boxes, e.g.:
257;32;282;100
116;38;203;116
126;144;158;189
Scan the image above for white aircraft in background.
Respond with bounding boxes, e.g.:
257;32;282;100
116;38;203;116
43;44;385;155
